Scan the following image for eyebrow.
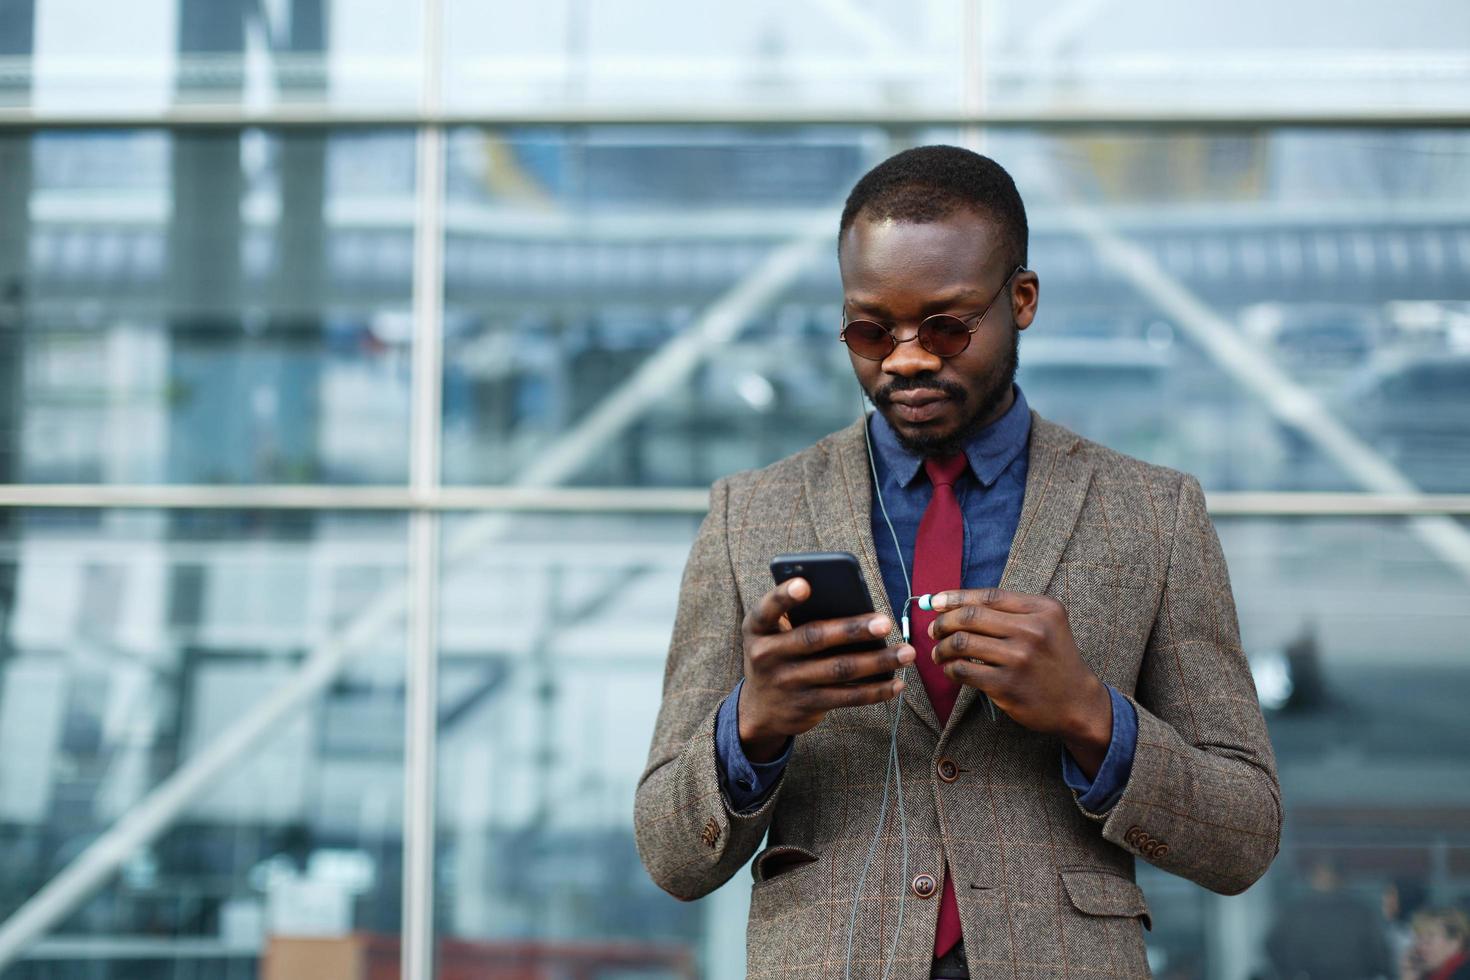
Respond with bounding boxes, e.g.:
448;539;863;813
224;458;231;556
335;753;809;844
845;288;989;319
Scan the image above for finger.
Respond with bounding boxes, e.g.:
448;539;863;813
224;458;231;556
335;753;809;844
942;657;1006;692
803;675;907;712
773;611;892;656
782;644;916;688
927;588;1040;615
929;602;1026;642
930;631;1017;667
747;577;811;635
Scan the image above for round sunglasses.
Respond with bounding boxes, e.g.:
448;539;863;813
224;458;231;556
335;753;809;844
840;265;1024;361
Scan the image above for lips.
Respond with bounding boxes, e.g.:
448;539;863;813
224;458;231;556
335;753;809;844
887;389;950;424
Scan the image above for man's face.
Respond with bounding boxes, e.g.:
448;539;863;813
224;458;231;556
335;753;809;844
839;209;1038;458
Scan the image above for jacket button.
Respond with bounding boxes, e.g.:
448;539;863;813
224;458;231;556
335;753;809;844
911;873;938;899
936;758;960;783
1154;843;1170;858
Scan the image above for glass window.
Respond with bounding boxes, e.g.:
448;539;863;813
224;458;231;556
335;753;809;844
7;0;422;114
440;126;1470;494
440;2;968;115
0;508;408;978
1143;515;1470;977
439;0;1470;116
434;511;708;976
3;128;416;485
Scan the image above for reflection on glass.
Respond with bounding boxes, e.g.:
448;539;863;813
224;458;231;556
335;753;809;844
5;0;422;114
3;129;416;485
440;126;1470;494
434;513;706;974
440;3;968;114
0;509;408;979
1141;516;1470;976
438;1;1470;115
439;127;876;487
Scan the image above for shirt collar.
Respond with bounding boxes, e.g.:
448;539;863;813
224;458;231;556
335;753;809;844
869;384;1032;489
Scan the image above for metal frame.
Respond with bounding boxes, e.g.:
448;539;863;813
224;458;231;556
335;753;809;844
402;0;445;974
1;485;1469;516
1;107;1469;128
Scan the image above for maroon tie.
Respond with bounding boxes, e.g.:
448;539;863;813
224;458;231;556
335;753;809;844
910;454;967;960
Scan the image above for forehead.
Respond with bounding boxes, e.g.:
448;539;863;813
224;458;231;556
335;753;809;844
839;211;1005;304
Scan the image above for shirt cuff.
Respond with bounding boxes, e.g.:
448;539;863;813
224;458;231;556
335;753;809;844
715;678;793;813
1060;685;1138;814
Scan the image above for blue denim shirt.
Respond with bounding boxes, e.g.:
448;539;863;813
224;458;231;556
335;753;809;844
714;386;1136;814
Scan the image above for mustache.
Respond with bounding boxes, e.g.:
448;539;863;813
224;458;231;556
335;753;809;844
871;375;968;407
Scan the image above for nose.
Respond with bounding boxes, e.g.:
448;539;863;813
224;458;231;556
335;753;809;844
879;331;944;377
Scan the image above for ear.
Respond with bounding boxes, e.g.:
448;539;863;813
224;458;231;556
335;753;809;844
1012;269;1040;331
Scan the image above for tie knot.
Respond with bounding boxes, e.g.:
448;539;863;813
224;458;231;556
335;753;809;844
924;454;968;488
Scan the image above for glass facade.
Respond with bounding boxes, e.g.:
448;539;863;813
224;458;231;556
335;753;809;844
438;126;1470;493
8;129;417;486
0;510;409;979
1;3;1468;979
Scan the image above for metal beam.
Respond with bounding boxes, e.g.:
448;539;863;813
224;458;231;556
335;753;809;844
402;0;445;971
2;485;1470;516
19;936;257;960
0;484;711;511
1;107;1468;129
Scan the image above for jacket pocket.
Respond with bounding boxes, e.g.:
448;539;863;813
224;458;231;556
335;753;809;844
747;843;824;966
751;844;820;886
1059;868;1152;931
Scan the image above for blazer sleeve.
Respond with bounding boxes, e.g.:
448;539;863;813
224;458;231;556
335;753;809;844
1091;473;1283;895
634;476;786;900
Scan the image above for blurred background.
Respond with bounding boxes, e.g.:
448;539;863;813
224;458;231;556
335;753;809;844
0;1;1468;978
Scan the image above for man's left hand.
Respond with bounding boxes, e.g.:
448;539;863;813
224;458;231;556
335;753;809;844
928;588;1112;777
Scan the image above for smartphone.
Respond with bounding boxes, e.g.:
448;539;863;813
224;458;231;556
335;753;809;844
769;551;893;681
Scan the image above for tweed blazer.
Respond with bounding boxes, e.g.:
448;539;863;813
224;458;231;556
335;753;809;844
634;412;1281;979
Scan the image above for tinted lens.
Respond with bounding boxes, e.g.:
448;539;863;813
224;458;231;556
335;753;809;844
919;315;972;357
842;320;894;359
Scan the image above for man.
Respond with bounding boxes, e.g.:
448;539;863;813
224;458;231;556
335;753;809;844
634;145;1281;979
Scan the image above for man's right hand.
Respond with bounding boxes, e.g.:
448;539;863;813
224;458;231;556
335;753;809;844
737;577;914;762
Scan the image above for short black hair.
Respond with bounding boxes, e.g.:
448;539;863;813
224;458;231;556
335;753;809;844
839;145;1028;271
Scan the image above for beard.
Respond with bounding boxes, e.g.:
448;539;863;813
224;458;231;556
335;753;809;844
869;326;1019;459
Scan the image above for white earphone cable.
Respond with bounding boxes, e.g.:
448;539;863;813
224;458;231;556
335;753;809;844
843;389;914;980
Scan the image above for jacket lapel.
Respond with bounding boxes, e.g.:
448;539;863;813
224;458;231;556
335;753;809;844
803;418;943;734
947;413;1095;733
